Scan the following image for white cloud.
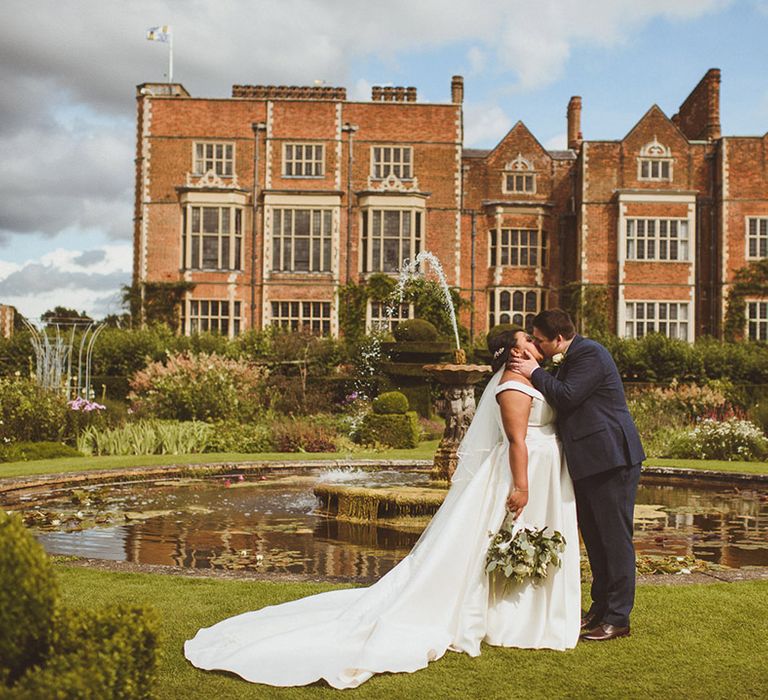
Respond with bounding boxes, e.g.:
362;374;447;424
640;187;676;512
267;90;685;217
0;0;734;293
466;46;486;76
544;132;568;150
464;103;512;148
0;244;131;320
351;78;372;102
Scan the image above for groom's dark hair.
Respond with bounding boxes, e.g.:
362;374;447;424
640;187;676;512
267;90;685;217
532;309;576;340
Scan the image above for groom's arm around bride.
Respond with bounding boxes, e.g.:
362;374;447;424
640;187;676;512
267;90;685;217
510;309;645;641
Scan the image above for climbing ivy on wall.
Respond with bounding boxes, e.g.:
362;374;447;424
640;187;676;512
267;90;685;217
562;282;613;337
724;259;768;340
122;281;196;330
337;273;467;344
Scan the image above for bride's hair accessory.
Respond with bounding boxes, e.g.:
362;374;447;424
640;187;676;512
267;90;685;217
493;347;506;359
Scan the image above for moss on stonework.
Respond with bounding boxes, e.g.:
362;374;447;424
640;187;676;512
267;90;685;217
313;484;447;522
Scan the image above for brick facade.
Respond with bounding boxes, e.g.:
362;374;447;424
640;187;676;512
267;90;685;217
133;69;768;341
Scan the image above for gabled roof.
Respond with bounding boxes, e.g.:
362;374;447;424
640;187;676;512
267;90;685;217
484;120;552;162
622;104;690;147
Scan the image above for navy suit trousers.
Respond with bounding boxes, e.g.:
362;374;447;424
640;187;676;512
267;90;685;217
573;463;641;627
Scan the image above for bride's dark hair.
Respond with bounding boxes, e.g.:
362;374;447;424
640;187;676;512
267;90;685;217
487;327;523;373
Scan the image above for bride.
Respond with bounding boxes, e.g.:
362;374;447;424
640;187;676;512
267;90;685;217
185;328;580;689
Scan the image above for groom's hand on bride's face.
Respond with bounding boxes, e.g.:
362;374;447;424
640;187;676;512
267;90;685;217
507;349;539;379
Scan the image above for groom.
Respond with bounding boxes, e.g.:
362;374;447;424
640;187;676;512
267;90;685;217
510;309;645;642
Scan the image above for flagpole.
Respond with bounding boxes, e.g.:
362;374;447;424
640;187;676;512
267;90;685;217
168;31;173;82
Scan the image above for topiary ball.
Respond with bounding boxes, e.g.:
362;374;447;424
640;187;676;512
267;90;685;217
372;391;410;415
393;319;439;342
0;511;59;684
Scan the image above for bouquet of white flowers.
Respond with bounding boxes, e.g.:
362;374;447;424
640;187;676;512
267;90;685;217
486;515;566;585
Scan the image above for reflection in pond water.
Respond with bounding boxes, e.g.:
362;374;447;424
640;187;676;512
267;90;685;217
634;476;768;569
12;469;768;579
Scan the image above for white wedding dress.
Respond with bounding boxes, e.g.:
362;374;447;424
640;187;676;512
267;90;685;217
184;373;580;688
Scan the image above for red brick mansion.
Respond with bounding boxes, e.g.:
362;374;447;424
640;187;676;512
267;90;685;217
133;69;768;342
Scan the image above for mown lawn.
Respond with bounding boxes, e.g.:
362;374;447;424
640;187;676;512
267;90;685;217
643;457;768;475
2;442;767;480
56;566;768;700
0;442;439;479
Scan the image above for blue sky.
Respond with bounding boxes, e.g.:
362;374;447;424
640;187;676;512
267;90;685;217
0;0;766;320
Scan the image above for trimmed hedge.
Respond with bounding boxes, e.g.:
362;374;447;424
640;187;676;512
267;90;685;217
393;319;439;342
0;513;58;685
0;441;83;463
356;411;420;448
0;511;158;698
6;605;159;700
372;391;409;415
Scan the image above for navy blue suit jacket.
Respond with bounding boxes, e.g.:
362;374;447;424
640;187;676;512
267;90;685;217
530;335;645;481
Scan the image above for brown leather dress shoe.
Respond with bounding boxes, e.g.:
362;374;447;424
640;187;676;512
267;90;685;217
580;609;602;632
581;623;631;642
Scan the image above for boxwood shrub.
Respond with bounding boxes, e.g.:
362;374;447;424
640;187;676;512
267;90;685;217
372;391;409;415
0;512;58;685
0;511;158;698
355;411;420;449
393;319;439;342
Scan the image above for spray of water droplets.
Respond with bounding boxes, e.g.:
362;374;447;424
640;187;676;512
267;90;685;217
345;251;460;437
391;251;460;349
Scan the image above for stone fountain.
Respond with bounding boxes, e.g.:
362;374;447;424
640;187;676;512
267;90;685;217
423;348;490;481
316;252;490;525
394;253;491;481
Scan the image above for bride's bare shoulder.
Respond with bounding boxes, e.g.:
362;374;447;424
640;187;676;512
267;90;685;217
499;370;533;388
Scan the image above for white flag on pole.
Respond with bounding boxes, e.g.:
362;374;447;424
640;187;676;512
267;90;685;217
146;25;171;43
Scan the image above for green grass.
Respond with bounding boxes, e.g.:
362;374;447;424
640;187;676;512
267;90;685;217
0;441;440;479
2;441;767;481
644;458;768;475
55;565;768;699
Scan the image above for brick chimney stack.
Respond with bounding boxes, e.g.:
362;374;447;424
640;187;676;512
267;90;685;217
705;68;721;140
567;96;582;150
371;86;417;102
451;75;464;104
671;68;721;141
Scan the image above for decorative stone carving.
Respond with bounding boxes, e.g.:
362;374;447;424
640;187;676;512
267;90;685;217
639;136;671;158
504;153;534;171
366;173;421;192
423;362;491;480
184;169;240;189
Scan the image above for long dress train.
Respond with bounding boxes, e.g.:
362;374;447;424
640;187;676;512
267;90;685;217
184;377;580;689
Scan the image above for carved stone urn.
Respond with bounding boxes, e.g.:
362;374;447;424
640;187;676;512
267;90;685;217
423;350;491;480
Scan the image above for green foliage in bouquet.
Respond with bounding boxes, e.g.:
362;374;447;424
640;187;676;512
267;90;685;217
486;518;566;585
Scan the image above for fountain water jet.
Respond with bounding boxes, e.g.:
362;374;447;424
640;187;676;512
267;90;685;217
388;251;490;480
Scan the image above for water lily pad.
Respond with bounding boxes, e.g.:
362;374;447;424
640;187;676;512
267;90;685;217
124;510;173;521
634;505;667;521
186;505;213;514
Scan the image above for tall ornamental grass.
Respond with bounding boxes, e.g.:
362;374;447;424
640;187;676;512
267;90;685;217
78;420;211;456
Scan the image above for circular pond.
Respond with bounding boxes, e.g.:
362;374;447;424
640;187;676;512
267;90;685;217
6;468;768;579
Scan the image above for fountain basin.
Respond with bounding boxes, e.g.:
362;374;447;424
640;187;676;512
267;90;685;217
3;466;767;581
313;483;444;524
423;363;492;386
